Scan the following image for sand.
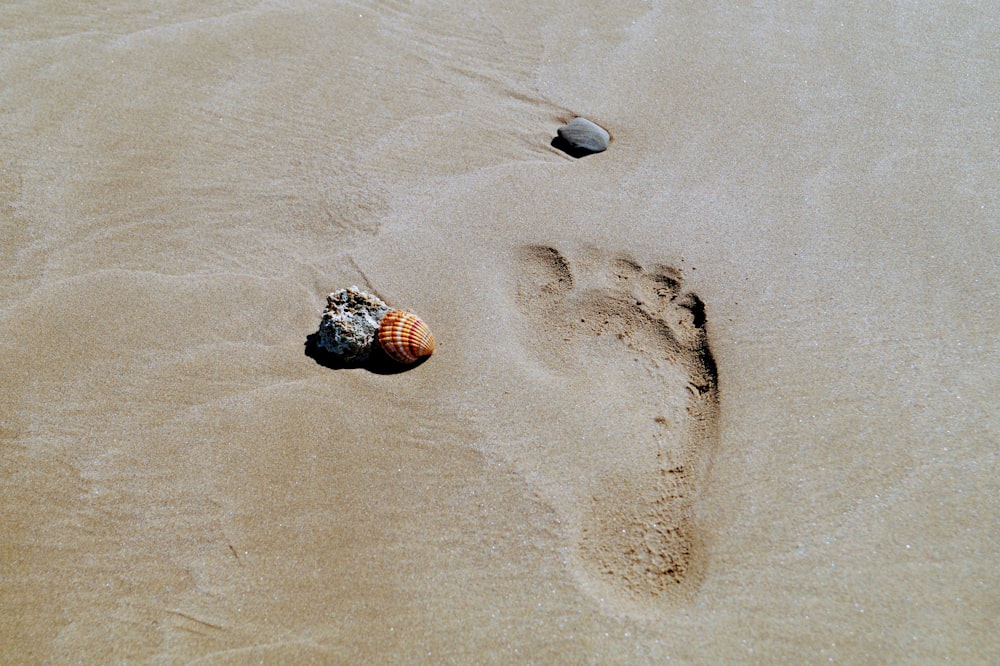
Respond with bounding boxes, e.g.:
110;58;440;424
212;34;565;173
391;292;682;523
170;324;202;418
1;1;997;663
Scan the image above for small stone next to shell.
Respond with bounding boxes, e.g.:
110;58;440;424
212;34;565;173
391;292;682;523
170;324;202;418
316;286;390;362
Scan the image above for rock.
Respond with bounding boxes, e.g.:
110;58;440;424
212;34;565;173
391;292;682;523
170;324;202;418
556;117;610;156
316;286;390;362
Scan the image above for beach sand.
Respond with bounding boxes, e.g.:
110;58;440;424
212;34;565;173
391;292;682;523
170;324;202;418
1;1;997;662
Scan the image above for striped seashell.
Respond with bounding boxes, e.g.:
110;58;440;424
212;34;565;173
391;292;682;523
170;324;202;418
377;309;435;364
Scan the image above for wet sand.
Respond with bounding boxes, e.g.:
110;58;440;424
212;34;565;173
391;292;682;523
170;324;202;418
1;2;997;662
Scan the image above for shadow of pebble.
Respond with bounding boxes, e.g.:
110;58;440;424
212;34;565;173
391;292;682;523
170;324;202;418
551;135;601;159
304;333;426;375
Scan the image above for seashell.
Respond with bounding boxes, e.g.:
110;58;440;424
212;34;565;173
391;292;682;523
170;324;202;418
377;309;435;364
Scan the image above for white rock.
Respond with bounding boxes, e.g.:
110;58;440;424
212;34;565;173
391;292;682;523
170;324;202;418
316;286;390;361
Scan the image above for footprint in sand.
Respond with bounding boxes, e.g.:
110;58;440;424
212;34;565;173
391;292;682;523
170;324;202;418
512;245;719;608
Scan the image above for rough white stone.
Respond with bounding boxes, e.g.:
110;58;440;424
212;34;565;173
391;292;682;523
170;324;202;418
316;286;390;361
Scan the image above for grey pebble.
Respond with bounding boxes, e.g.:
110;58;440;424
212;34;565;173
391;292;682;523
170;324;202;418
556;117;610;155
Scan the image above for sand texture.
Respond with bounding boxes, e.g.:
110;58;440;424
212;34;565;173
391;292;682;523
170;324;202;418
1;1;997;663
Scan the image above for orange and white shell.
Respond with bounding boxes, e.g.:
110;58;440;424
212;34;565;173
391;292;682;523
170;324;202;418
377;309;435;364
